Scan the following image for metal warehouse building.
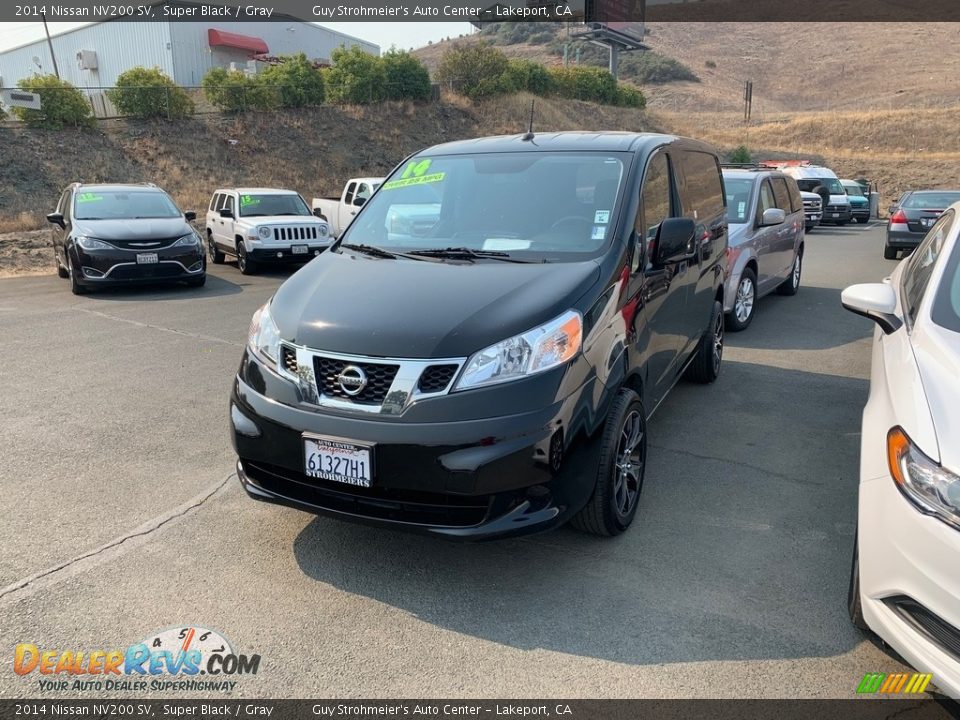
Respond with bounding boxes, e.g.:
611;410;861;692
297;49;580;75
0;8;379;115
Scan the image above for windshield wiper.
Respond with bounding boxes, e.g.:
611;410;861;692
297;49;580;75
338;243;400;259
407;247;537;263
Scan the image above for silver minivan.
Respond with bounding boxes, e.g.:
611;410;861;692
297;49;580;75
722;168;806;330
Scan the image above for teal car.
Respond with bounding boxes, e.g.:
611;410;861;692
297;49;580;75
841;179;871;223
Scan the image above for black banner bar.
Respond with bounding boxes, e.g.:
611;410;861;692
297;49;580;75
1;700;960;720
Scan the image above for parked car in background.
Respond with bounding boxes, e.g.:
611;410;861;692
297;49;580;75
232;132;728;540
775;163;852;225
312;177;383;238
206;188;331;275
841;179;872;223
721;167;805;330
886;190;960;260
842;202;960;699
800;190;823;232
47;182;204;295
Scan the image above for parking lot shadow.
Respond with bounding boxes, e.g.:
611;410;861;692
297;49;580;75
292;360;869;666
727;285;872;351
81;272;243;301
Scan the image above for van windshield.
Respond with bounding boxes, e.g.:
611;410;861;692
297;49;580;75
340;152;627;262
73;190;181;220
795;178;844;195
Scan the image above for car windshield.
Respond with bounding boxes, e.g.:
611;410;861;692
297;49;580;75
723;177;754;224
844;184;865;197
73;190;181;220
340;151;627;262
903;192;960;210
239;193;310;217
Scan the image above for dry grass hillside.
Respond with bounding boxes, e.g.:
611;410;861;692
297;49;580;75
417;22;960;114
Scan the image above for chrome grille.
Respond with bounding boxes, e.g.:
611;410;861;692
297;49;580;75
418;364;459;393
314;357;399;405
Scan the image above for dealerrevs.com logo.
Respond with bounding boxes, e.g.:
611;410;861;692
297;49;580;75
14;626;260;693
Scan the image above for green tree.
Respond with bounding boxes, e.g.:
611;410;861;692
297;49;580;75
381;49;431;102
502;59;554;95
12;74;93;128
614;84;647;109
548;66;618;104
436;43;510;99
202;67;250;112
257;53;326;108
108;66;193;119
326;45;388;104
729;145;752;164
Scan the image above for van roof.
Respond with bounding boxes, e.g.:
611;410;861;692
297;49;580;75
419;132;715;157
778;166;840;180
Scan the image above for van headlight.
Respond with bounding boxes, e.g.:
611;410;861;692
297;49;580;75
248;302;281;365
888;427;960;531
172;232;200;247
454;310;582;391
75;236;112;251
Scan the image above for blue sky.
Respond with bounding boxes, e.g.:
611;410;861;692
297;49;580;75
0;21;475;54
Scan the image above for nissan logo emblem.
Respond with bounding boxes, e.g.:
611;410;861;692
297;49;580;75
337;365;367;396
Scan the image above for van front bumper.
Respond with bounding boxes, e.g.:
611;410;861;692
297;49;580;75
230;363;604;540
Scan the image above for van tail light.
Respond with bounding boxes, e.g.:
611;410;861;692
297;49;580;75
890;210;908;224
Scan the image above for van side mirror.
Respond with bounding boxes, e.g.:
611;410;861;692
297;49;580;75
841;283;902;334
219;208;233;219
184;211;196;222
655;217;696;265
353;196;367;207
47;212;65;228
760;208;786;226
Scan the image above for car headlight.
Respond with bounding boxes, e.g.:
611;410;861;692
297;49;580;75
318;223;329;237
75;236;112;251
888;427;960;530
454;310;582;391
172;232;200;247
258;226;272;240
248;302;281;365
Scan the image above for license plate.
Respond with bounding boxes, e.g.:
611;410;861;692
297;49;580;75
832;213;840;218
921;218;936;227
304;435;372;487
292;244;309;254
137;253;158;264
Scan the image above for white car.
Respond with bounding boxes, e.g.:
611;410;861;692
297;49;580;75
842;203;960;699
206;188;331;275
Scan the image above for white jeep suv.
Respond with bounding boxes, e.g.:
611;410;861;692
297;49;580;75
206;188;331;275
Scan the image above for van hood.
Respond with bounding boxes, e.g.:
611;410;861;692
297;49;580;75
271;251;601;358
74;217;192;241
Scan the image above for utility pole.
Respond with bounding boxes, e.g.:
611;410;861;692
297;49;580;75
41;13;60;78
743;80;753;123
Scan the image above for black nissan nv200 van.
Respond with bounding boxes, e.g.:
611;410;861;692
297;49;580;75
231;132;728;539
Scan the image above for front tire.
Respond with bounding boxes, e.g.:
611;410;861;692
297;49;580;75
848;531;869;630
571;388;647;537
726;267;756;332
67;255;87;295
685;300;723;384
777;251;802;296
237;242;258;275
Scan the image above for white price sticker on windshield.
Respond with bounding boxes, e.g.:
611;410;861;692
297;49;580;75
594;210;610;224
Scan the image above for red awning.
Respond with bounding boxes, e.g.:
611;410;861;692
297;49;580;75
207;29;269;54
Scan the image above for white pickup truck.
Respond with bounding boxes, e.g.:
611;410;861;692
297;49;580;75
206;188;331;275
311;177;383;238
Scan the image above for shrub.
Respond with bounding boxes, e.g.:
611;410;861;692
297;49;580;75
381;49;431;102
620;52;699;84
436;43;510;99
549;66;618;104
12;74;93;128
202;67;257;112
107;66;193;119
502;59;554;95
705;60;717;69
257;53;325;108
729;145;752;164
614;84;647;109
326;45;387;104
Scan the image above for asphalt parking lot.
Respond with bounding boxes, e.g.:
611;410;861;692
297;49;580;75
0;221;918;698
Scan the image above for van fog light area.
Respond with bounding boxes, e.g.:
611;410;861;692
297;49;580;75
231;404;261;438
82;267;104;278
188;261;203;272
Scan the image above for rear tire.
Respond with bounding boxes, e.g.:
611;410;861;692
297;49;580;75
726;267;756;332
776;251;802;296
848;531;869;631
571;388;646;537
237;242;257;275
883;244;898;260
208;232;225;264
685;300;723;384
